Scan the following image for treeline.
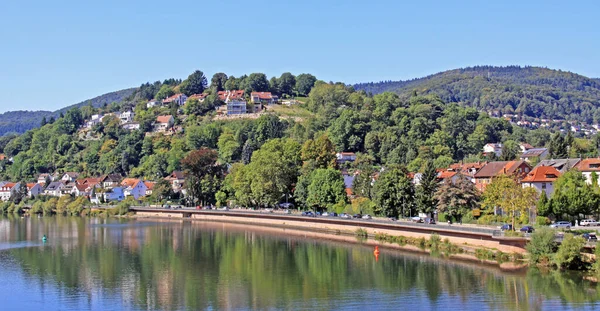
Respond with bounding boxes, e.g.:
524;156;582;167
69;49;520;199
354;66;600;124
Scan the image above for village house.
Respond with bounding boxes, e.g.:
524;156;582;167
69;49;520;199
0;182;20;201
473;161;532;191
162;93;188;106
227;99;248;115
520;148;549;162
535;158;581;173
121;178;148;199
61;172;80;183
60;182;76;196
521;166;561;197
91;187;124;204
44;181;65;197
72;183;93;197
218;90;245;101
574;159;600;185
122;122;140;130
147;99;160;108
189;93;208;102
100;174;122;188
165;171;185;192
85;114;104;129
482;143;503;157
26;183;43;198
144;181;155;196
119;111;134;124
251;92;278;105
37;173;52;185
447;162;487;182
154;115;175;132
336;152;356;163
519;143;534;152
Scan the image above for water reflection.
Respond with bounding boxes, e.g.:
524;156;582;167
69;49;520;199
0;216;598;310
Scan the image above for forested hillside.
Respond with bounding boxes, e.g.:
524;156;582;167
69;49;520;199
354;66;600;124
0;88;136;136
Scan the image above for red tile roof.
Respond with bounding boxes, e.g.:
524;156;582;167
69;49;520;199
121;178;141;188
144;181;155;190
437;171;457;180
251;92;274;100
575;158;600;172
26;183;37;189
474;161;530;178
162;93;184;103
189;93;208;100
522;166;561;183
0;154;6;161
218;90;245;101
1;183;16;190
156;115;173;124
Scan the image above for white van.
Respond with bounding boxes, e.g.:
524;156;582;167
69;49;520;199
580;219;599;227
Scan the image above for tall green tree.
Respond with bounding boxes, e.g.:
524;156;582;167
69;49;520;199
244;73;270;93
305;168;347;212
180;70;208;96
210;72;228;92
483;175;538;229
373;166;415;218
300;134;336;172
551;170;598;224
181;148;224;205
434;174;480;222
295;73;317;96
277;72;296;97
415;160;438;216
548;132;568;158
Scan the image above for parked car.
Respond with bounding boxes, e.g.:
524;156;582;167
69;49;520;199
520;225;535;233
362;214;372;220
550;221;572;229
424;218;436;224
582;233;598;242
164;205;171;209
580;219;599;227
301;211;314;217
411;217;423;223
279;203;294;209
353;214;363;219
322;212;330;216
329;212;338;217
388;217;397;221
218;207;229;211
340;213;352;219
500;224;513;231
283;209;291;214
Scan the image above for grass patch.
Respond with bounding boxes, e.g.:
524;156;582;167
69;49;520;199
268;104;315;120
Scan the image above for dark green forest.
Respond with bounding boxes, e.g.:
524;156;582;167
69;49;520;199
354;66;600;124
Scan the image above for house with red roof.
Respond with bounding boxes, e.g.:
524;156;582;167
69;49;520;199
121;178;148;199
447;162;487;182
218;90;245;101
473;161;532;191
0;182;20;201
162;93;188;106
250;92;278;105
26;183;43;197
154;115;175;132
144;181;155;196
189;93;208;102
574;158;600;185
521;166;561;197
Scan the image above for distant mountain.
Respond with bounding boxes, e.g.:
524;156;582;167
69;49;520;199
354;66;600;124
0;88;136;136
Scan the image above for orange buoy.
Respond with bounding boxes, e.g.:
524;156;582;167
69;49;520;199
374;246;380;261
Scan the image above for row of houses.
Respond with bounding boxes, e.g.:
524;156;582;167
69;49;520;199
482;142;549;162
0;171;187;203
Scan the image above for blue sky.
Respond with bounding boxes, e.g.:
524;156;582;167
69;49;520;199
0;0;598;112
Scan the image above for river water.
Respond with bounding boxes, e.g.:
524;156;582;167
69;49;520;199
0;216;598;311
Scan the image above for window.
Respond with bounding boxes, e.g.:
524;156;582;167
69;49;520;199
542;183;546;190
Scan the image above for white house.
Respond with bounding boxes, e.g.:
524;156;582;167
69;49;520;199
521;166;561;197
61;172;79;183
144;182;155;196
250;92;278;105
91;187;124;204
520;148;549;162
37;173;53;185
100;174;122;188
574;159;600;185
162;93;188;106
165;171;185;192
119;111;135;124
147;99;160;108
121;178;147;199
44;181;65;197
72;183;93;197
226;100;247;115
85;114;104;129
0;182;20;201
122;122;141;130
336;152;357;163
483;143;503;157
26;183;43;198
154;115;175;132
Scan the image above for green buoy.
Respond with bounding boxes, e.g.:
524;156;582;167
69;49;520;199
42;235;47;242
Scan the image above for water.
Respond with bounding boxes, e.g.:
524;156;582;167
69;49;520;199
0;216;598;311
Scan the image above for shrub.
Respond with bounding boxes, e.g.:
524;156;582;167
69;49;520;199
429;233;441;250
526;227;556;265
355;228;368;238
535;216;551;226
30;201;43;214
554;233;586;270
593;245;600;275
461;211;475;224
477;214;509;225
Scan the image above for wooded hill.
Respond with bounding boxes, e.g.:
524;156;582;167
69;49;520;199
354;66;600;124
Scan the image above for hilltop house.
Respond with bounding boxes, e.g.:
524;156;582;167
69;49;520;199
251;92;278;105
0;182;20;201
218;90;245;101
520;148;549;162
336;152;356;163
473;161;531;191
122;122;140;130
154;115;175;132
100;174;122;188
189;93;208;102
119;111;134;124
44;181;65;197
519;143;534;152
483;143;503;157
26;183;43;198
37;173;53;185
61;172;79;183
121;178;147;199
227;99;248;115
162;93;188;106
574;159;600;185
447;162;487;182
521;166;561;197
147;99;160;108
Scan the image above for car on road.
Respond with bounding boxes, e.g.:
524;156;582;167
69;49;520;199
550;221;572;229
218;207;229;211
500;224;513;231
580;219;599;227
582;233;598;242
301;211;314;217
388;217;397;221
322;212;330;216
328;212;338;217
362;214;372;220
340;213;352;219
424;218;436;224
283;209;291;214
353;214;363;219
520;225;535;233
411;217;423;223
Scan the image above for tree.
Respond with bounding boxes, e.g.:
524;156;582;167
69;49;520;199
305;168;347;211
373;166;415;218
537;191;551;217
526;228;556;265
500;140;520;161
155;85;175;101
434;174;479;222
277;72;296;97
180;70;208;96
554;233;586;270
244;73;270;93
210;73;228;92
295;73;317;96
483;175;538;229
152;179;174;203
181;148;224;205
300;134;336;172
12;181;28;204
415;160;438;216
551;170;598;224
548;132;568;158
352;166;374;199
